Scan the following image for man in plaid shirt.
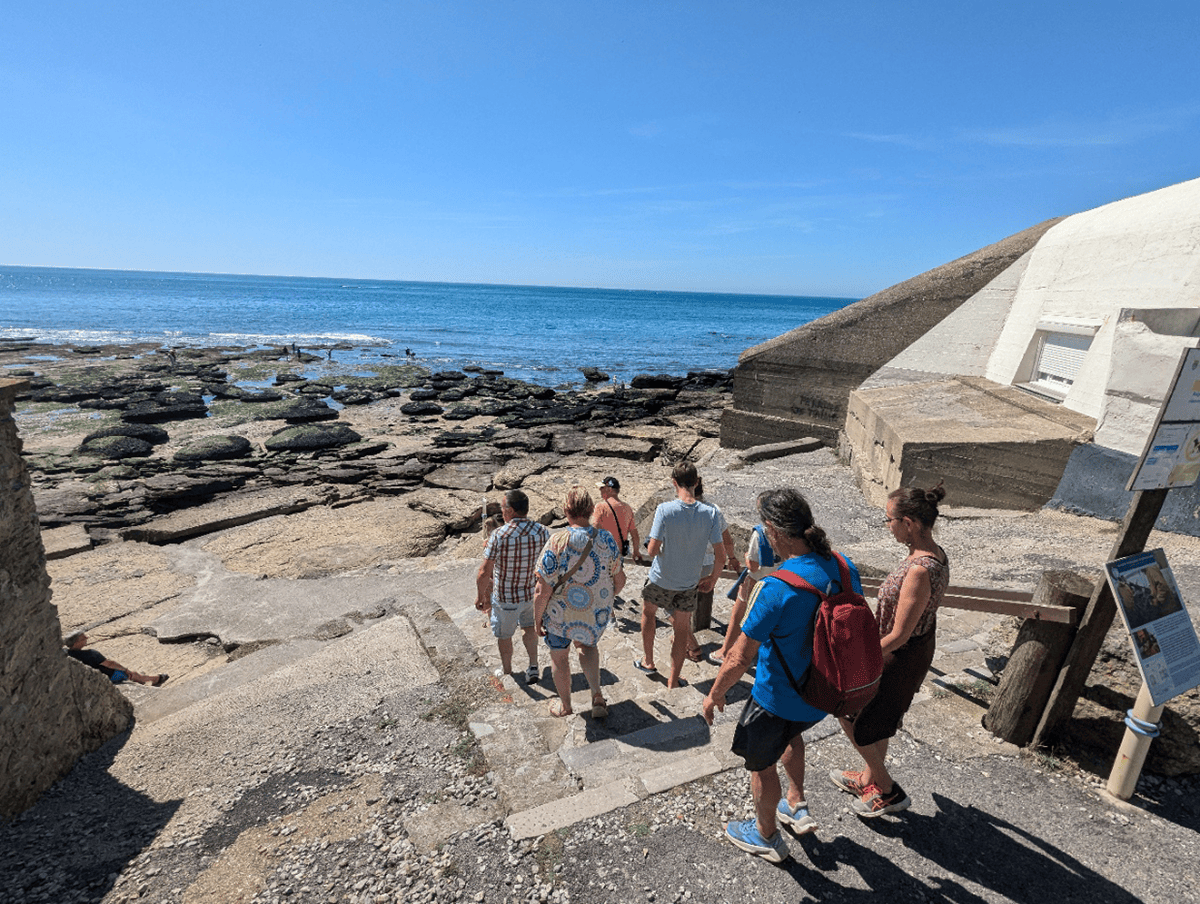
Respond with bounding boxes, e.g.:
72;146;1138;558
476;489;551;681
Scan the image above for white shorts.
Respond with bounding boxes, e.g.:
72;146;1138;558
490;600;535;639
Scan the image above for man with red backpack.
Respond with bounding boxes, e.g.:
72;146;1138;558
702;488;871;863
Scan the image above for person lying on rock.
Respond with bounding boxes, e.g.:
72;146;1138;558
64;632;168;686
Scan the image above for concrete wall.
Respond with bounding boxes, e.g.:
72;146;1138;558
983;176;1200;421
1048;443;1200;534
0;378;132;821
845;376;1095;510
1095;310;1200;455
863;248;1036;389
719;217;1062;448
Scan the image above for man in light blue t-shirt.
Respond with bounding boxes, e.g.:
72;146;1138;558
636;461;725;688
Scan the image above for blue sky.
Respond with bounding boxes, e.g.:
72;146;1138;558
3;2;1198;297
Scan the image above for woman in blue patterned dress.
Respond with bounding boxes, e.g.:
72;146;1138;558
533;486;626;718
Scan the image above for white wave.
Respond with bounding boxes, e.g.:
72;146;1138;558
207;331;392;346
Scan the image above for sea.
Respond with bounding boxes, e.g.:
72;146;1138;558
0;266;854;387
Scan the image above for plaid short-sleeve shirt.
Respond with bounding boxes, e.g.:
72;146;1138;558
483;518;551;608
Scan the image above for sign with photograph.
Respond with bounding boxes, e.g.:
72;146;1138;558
1106;548;1200;706
1130;347;1200;491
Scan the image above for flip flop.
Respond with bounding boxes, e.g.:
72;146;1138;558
151;674;169;687
668;678;689;689
590;696;609;719
634;659;658;674
685;647;705;663
548;701;573;718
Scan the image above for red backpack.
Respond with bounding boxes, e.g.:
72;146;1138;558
768;552;883;717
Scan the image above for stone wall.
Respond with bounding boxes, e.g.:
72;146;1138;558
719;217;1063;449
0;377;132;821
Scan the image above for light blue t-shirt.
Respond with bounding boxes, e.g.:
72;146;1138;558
741;552;863;722
702;504;728;569
647;498;724;591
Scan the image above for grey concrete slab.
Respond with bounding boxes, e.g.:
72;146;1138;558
638;751;723;795
505;779;641;840
147;546;404;646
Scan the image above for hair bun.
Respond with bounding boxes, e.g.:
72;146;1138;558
924;480;947;505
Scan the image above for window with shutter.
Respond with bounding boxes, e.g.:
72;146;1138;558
1031;331;1092;393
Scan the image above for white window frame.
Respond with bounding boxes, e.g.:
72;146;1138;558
1026;321;1098;398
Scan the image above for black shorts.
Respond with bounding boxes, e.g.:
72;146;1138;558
730;697;820;773
847;627;937;747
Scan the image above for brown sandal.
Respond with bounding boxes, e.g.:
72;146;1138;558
685;647;705;663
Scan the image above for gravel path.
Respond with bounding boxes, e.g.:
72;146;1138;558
6;448;1200;903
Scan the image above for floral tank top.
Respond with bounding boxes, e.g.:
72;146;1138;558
876;552;950;640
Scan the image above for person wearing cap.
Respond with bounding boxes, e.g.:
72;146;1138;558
592;476;640;566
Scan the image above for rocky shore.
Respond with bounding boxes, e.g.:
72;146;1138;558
5;339;1200;904
9;341;730;543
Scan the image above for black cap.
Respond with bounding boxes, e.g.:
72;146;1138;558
597;476;620;492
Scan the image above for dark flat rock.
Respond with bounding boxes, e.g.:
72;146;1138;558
80;435;154;459
173;435;253;462
264;423;363;451
401;401;444;416
82;424;170;446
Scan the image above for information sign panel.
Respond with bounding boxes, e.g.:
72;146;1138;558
1129;347;1200;491
1106;548;1200;707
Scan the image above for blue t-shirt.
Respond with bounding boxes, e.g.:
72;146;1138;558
750;524;777;570
741;552;863;722
647;498;724;591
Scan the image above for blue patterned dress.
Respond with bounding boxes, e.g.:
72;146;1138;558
537;525;620;645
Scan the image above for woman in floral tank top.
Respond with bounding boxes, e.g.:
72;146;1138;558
831;482;949;819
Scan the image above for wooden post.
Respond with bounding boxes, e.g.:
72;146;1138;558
1105;683;1166;801
693;590;714;632
1031;488;1169;748
983;570;1094;746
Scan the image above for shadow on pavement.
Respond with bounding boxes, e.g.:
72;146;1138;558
785;792;1141;903
0;730;182;904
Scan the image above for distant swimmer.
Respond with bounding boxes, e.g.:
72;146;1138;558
406;347;416;357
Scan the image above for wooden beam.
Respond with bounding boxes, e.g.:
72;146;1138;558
858;578;1076;624
1031;488;1169;748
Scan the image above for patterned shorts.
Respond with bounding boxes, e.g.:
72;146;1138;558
641;580;699;614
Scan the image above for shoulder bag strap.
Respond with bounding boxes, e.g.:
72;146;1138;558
605;499;625;552
553;529;596;594
832;550;853;591
764;567;826;697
